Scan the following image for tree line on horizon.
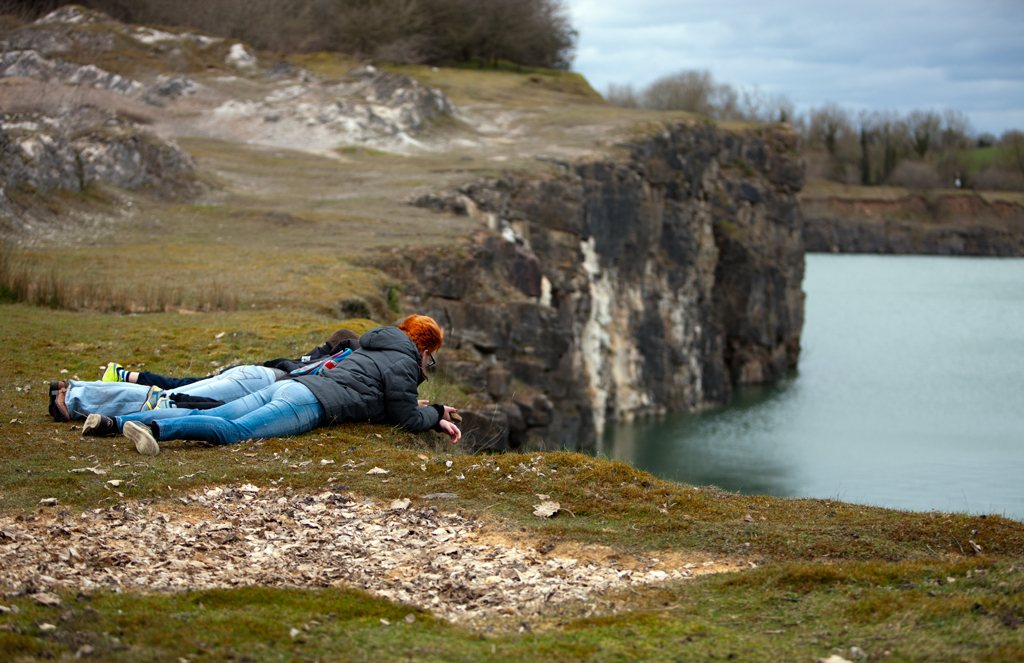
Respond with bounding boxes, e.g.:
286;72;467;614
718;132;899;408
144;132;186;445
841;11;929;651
607;71;1024;192
3;0;577;70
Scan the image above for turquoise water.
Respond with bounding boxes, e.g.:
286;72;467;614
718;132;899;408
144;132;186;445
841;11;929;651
601;254;1024;520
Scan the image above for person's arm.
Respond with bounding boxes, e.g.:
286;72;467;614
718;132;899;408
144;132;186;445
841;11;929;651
383;361;443;433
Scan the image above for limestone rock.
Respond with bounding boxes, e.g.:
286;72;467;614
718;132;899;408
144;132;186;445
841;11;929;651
391;123;805;451
0;107;196;212
458;410;510;453
142;75;199;106
201;63;456;154
0;50;142;95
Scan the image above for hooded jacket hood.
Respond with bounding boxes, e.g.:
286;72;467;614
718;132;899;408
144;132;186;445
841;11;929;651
359;327;420;362
292;324;440;433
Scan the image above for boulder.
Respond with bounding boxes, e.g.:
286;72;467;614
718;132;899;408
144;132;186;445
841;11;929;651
458;410;509;453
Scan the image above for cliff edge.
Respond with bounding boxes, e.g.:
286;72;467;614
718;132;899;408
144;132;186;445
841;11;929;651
394;122;805;452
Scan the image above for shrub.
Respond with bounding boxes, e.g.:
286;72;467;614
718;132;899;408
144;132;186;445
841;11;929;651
971;164;1024;192
49;0;577;70
887;160;942;190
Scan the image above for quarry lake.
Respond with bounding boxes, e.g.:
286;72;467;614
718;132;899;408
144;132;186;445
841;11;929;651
601;253;1024;521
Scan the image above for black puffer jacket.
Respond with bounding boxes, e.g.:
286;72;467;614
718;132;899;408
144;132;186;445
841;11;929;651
290;327;443;432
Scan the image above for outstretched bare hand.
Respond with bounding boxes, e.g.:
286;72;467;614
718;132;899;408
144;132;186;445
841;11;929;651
439;420;461;443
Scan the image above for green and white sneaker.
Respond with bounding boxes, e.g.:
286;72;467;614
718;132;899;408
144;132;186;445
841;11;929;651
101;362;123;382
123;421;160;456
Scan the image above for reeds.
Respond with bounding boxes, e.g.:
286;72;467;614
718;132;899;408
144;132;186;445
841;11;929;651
0;240;238;313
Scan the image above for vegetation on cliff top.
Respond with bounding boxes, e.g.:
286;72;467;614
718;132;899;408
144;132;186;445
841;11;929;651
607;69;1024;194
5;0;577;70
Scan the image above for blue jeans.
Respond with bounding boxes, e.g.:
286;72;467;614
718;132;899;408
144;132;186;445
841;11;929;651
116;380;324;446
64;365;281;419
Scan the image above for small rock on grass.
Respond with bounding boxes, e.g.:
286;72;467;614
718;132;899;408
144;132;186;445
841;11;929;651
31;592;61;606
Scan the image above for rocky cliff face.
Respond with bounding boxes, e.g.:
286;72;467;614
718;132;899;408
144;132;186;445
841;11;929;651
387;121;806;452
802;194;1024;256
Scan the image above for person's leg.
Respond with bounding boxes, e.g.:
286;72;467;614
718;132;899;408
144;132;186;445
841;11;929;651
63;381;154;419
125;381;323;446
117;381;284;428
135;372;203;389
172;366;282;402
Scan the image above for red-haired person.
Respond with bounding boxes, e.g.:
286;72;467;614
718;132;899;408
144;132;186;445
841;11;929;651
84;315;461;455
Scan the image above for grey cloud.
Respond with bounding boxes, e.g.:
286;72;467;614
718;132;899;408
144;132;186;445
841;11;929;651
568;0;1024;132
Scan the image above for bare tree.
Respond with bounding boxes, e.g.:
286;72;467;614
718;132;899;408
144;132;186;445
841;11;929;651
641;70;718;115
739;87;795;123
905;110;942;158
857;110;876;185
940;109;973;151
875;111;906;183
630;69;749;120
605;82;639;108
808;104;851;156
1001;130;1024;177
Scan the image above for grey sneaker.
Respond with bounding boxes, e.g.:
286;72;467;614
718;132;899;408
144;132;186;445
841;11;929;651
140;386;164;411
124;421;160;456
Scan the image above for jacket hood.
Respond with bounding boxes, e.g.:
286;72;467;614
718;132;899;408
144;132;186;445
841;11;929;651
359;326;420;361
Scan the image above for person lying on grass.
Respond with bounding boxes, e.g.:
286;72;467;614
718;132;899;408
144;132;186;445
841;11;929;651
47;330;361;421
98;329;362;390
82;315;462;455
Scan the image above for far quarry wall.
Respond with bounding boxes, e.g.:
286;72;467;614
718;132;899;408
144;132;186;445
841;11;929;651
384;121;806;453
802;194;1024;256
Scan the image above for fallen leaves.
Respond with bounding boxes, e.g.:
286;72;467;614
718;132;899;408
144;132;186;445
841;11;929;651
0;485;715;624
533;501;560;518
366;467;389;476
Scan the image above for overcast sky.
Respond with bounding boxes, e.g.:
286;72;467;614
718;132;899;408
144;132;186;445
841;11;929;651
567;0;1024;136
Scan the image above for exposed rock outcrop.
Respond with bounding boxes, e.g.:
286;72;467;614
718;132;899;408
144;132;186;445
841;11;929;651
0;49;142;95
0;107;196;220
1;7;458;156
802;193;1024;256
204;64;456;152
391;122;805;452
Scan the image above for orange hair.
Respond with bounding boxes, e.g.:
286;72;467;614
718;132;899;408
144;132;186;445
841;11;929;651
398;314;443;355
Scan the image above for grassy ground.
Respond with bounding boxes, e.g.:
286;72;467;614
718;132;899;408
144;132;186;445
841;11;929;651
3;28;1024;660
2;303;1023;661
800;180;1024;205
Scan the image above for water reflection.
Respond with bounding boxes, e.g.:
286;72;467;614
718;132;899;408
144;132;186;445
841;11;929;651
596;255;1024;520
601;379;802;496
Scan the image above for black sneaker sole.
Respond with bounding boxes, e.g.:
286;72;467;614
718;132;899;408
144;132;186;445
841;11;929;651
83;414;117;437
